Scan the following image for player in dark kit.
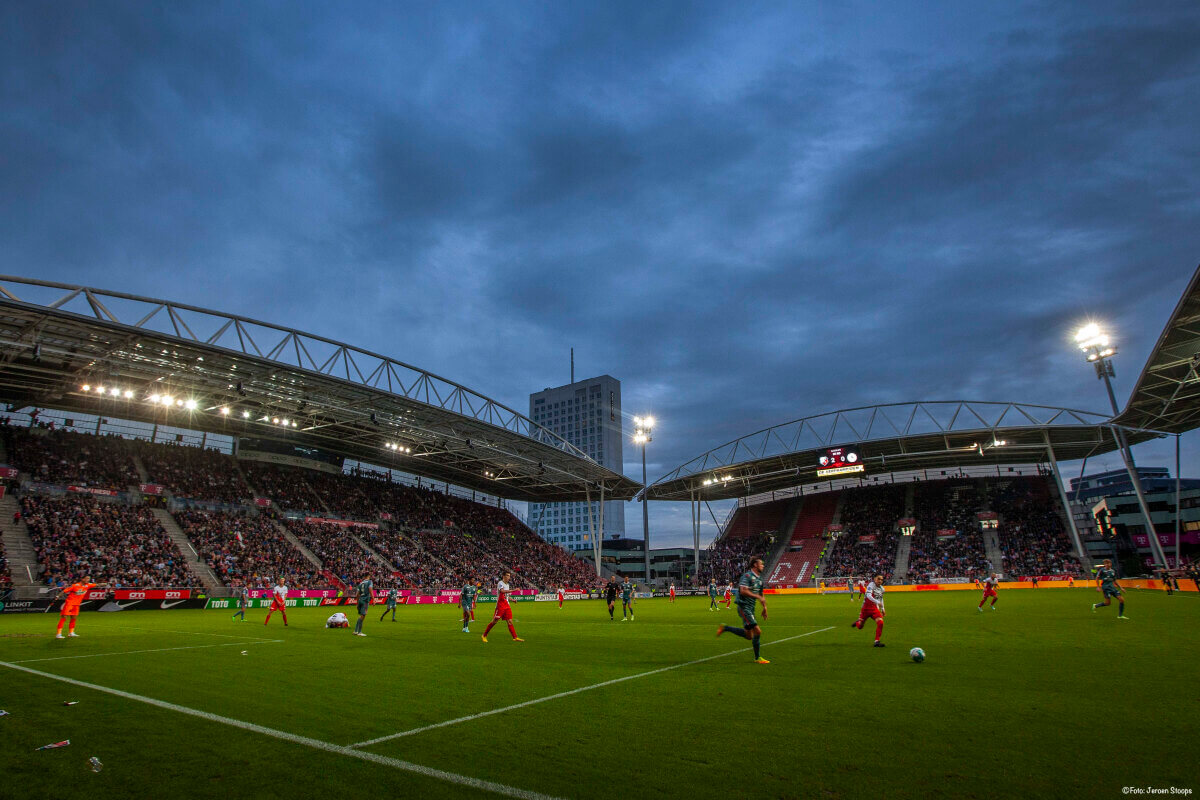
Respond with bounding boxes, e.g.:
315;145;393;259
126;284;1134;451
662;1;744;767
379;587;399;622
716;557;770;664
604;578;619;620
353;576;373;636
460;581;478;633
620;576;635;621
1092;559;1128;619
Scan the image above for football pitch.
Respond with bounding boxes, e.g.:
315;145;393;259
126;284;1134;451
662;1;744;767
1;590;1196;799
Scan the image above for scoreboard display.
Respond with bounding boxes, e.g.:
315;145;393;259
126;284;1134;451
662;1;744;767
817;446;864;477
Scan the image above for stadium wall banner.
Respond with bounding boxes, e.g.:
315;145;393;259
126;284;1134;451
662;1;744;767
85;589;193;600
976;511;998;520
205;597;325;609
247;588;339;599
67;485;119;497
139;483;165;496
379;513;393;521
254;498;272;507
936;529;957;540
99;598;209;612
928;577;970;584
0;598;57;613
534;592;590;601
304;516;380;530
857;535;876;544
0;466;18;478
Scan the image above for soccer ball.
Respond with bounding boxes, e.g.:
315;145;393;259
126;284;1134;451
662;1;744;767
909;647;926;663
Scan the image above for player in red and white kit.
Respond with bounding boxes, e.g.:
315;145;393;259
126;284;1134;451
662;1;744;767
978;572;999;611
557;586;564;608
855;578;867;601
482;572;523;642
851;573;886;647
264;578;289;626
723;582;733;608
669;583;676;603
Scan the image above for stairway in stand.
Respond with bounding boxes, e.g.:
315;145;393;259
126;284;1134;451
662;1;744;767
1;493;41;597
892;532;912;581
270;520;325;572
149;508;225;594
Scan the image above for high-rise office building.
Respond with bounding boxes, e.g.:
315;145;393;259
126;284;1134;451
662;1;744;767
528;375;625;551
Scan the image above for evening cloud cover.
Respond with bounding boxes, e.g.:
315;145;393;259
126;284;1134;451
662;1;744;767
2;2;1199;546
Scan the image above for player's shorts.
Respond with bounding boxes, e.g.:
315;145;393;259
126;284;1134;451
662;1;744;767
622;596;633;604
982;589;997;598
858;605;884;622
386;602;397;609
270;599;285;611
60;605;81;617
737;606;759;629
494;604;513;621
357;601;369;616
1102;585;1122;598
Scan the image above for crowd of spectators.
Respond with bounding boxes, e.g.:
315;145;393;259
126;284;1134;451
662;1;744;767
699;532;771;584
996;478;1082;577
0;540;11;595
357;528;447;589
5;427;138;491
822;486;905;581
175;509;322;588
21;494;194;587
284;520;392;587
138;442;251;504
240;463;324;512
907;481;991;582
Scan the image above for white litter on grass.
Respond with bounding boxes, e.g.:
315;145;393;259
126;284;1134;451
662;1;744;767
241;651;248;655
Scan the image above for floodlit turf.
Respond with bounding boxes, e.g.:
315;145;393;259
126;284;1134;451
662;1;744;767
1;589;1197;799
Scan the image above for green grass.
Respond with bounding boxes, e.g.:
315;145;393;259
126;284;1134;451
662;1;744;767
1;589;1197;799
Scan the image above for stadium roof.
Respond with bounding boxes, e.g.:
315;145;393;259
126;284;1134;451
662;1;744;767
0;276;640;503
1112;264;1200;435
643;400;1156;502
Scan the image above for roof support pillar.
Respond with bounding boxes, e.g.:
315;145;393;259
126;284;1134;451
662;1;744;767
585;484;599;578
1109;425;1170;568
1042;430;1088;567
691;488;700;581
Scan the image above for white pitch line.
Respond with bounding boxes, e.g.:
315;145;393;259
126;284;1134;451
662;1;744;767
9;639;284;663
0;660;564;800
349;625;835;749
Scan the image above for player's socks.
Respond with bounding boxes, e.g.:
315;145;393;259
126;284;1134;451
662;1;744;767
1119;602;1125;616
483;620;497;637
723;625;747;639
281;611;288;626
507;622;518;639
752;634;761;659
874;619;883;642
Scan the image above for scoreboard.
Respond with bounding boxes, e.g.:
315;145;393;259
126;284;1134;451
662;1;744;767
817;446;864;477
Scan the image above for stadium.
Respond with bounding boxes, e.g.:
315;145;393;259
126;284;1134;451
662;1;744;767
1;267;1198;799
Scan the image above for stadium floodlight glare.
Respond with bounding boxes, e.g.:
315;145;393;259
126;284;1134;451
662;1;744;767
81;384;90;392
162;395;173;406
272;417;280;424
219;406;230;415
123;390;133;399
96;386;105;394
109;387;120;397
184;399;198;410
149;393;160;403
242;410;251;418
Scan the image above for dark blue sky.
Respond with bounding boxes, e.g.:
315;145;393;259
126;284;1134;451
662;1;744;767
3;2;1199;546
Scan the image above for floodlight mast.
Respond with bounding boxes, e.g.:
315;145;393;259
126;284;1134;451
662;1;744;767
1074;324;1169;570
634;416;654;584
